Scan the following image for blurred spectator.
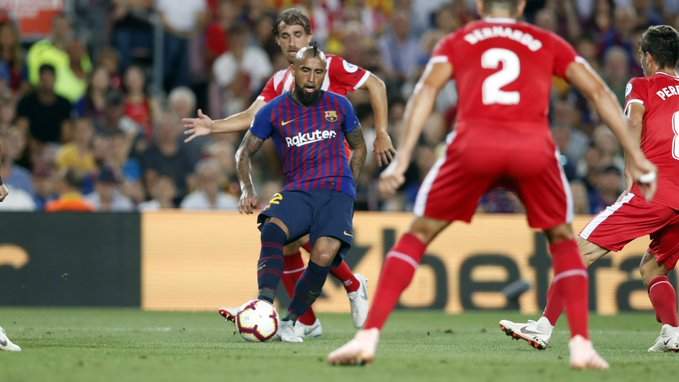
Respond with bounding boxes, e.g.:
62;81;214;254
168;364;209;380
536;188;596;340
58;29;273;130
570;180;591;214
26;14;92;103
16;64;72;145
85;166;135;211
180;159;238;210
205;1;239;65
45;170;95;212
212;22;272;116
588;165;625;213
168;86;196;119
602;46;631;105
378;10;423;82
0;185;36;211
141;112;194;199
101;128;145;205
0;20;28;95
0;128;32;195
123;65;156;139
156;0;208;90
111;0;155;71
139;174;177;210
56;117;97;192
78;66;111;128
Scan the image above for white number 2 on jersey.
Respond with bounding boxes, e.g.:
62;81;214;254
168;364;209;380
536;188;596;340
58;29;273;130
481;48;520;105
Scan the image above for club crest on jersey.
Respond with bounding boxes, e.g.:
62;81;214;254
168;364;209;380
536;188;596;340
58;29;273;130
325;110;338;122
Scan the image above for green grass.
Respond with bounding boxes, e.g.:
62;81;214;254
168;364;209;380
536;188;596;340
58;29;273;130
0;309;677;381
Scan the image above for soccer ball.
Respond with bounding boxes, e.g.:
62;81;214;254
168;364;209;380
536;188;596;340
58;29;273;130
236;299;279;342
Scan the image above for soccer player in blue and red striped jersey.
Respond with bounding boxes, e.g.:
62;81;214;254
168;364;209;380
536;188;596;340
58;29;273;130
235;45;367;342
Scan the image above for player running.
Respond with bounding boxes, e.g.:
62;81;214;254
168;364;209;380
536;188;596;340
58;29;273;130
235;45;366;342
499;24;679;353
0;175;21;352
184;8;391;333
327;0;657;369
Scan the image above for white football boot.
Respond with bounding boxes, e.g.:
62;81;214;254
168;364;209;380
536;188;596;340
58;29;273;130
499;316;553;350
648;324;679;352
0;326;21;352
278;320;304;343
569;335;609;369
217;300;255;323
348;274;369;328
297;319;323;338
327;328;380;365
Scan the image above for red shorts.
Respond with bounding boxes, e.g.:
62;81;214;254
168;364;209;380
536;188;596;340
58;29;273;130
414;129;571;229
580;191;679;269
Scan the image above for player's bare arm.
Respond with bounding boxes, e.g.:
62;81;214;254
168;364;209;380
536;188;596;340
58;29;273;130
346;128;367;180
183;98;268;142
379;60;452;196
0;175;7;202
565;61;657;200
623;102;646;190
362;73;395;166
235;131;264;214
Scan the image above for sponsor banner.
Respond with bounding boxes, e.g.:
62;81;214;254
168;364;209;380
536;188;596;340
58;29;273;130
142;212;671;314
0;212;141;306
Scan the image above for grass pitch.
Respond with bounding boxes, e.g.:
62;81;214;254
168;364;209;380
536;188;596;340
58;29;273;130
0;309;676;381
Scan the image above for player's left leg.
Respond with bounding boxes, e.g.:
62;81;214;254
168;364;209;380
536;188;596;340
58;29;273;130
279;236;343;343
499;238;611;350
327;216;450;365
281;237;322;336
640;222;679;352
0;325;21;352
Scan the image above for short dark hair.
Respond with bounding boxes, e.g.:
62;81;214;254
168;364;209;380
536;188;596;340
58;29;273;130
640;25;679;69
39;63;56;76
274;8;311;37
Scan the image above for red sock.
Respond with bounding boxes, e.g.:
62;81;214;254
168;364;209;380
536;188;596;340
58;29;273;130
550;239;589;339
302;241;313;253
543;281;564;326
364;233;427;330
330;260;360;293
648;275;679;326
282;251;316;325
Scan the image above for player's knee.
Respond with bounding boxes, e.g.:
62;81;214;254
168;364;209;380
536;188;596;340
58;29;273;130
260;222;288;245
544;224;575;243
639;257;666;286
310;251;335;267
283;242;301;256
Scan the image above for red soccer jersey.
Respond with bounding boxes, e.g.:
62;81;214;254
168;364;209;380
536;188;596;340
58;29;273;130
432;18;579;136
258;54;370;102
625;72;679;209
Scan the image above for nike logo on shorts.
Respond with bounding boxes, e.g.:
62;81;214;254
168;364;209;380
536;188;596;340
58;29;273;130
343;231;353;237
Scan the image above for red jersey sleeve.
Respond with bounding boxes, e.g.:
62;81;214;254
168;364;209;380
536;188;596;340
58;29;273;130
328;56;370;92
624;77;648;116
258;76;278;102
431;33;456;66
550;33;578;78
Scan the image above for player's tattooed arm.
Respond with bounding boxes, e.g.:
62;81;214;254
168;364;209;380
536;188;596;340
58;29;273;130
346;129;367;181
235;131;264;214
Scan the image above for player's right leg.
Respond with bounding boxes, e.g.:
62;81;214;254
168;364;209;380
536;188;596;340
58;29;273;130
281;237;323;337
0;326;21;352
328;216;450;365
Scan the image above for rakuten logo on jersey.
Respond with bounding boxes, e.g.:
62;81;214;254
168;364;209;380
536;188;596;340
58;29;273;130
285;130;337;147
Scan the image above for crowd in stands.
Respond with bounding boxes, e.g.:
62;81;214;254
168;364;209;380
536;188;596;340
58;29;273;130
0;0;677;213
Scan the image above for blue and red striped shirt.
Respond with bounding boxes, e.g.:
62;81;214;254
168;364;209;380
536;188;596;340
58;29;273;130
250;91;361;198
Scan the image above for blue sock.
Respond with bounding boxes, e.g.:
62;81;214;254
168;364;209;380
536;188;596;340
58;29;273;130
256;223;287;303
286;261;330;321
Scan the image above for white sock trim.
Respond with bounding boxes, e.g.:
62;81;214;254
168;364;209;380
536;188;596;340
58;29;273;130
649;280;673;293
553;269;588;283
386;251;419;270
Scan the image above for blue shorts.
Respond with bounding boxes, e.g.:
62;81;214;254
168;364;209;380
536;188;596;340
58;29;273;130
258;190;354;251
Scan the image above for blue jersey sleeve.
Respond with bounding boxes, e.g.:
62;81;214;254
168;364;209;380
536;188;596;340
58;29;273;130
249;104;274;140
338;96;360;134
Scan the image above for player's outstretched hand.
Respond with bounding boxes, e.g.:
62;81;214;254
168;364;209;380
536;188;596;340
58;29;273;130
239;190;258;214
0;184;8;202
378;158;407;197
373;131;396;167
183;109;213;143
627;152;657;201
